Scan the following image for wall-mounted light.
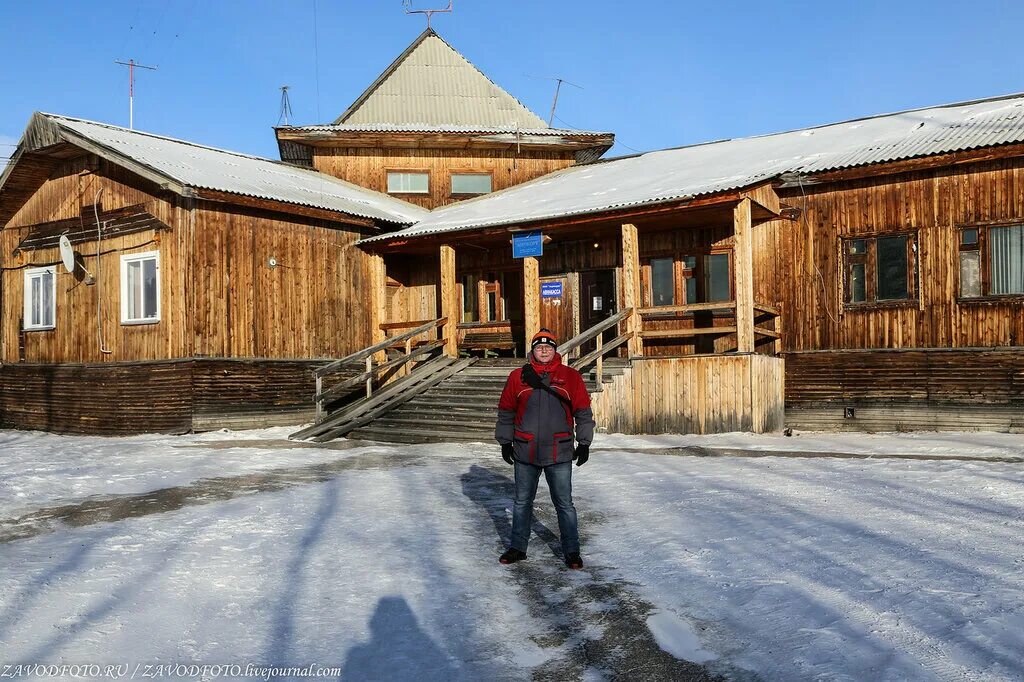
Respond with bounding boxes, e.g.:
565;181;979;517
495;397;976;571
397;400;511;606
268;257;278;269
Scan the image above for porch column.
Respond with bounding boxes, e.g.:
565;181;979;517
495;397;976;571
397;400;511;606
733;198;755;353
523;256;540;342
620;223;643;357
368;252;387;361
440;244;459;357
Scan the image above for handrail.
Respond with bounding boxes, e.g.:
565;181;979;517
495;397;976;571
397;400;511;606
557;308;633;356
638;302;736;316
315;317;446;378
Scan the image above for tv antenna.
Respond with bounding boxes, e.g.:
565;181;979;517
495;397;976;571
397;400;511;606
278;85;294;126
527;75;583;127
403;0;452;29
115;59;158;129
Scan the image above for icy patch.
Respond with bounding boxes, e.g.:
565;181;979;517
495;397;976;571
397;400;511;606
645;610;716;664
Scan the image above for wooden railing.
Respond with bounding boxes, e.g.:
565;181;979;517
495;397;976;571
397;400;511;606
557;307;635;384
313;317;447;423
636;301;783;354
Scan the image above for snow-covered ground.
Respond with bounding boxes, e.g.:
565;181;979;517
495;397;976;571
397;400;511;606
1;428;1022;680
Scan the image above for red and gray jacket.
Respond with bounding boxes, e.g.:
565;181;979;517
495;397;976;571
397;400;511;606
494;352;595;467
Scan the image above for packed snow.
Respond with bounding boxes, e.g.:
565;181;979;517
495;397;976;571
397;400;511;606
1;427;1022;680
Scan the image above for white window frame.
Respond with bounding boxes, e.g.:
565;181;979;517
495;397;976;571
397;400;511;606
120;250;161;325
23;266;57;331
386;171;430;194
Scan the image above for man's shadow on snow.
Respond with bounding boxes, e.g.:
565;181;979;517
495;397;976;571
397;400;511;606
341;596;457;681
459;464;563;558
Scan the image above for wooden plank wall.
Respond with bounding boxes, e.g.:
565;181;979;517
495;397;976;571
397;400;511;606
1;158;189;363
0;358;325;434
603;355;783;434
191;203;373;359
312;147;576;209
759;156;1024;351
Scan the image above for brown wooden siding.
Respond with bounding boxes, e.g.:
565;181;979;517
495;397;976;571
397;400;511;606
312;147;576;210
1;158;189;363
758;156;1024;352
0;358;326;435
191;203;374;359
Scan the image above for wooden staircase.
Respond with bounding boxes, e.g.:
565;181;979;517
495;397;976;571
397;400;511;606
348;358;629;444
292;308;636;444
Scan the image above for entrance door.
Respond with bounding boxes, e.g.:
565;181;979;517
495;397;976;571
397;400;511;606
539;275;573;346
579;269;617;353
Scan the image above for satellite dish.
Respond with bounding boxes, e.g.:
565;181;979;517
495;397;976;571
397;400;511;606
59;235;75;274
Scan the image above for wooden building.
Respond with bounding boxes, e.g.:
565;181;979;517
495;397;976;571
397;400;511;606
274;29;614;210
2;27;1022;437
0;113;424;433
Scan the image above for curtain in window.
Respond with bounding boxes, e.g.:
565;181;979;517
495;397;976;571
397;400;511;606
990;225;1024;295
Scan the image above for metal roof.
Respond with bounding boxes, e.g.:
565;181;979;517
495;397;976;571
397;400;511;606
43;114;427;225
362;93;1024;243
282;123;611;137
335;29;550;129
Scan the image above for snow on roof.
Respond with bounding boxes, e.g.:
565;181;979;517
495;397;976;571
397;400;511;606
44;114;427;225
334;29;550;129
362;93;1024;242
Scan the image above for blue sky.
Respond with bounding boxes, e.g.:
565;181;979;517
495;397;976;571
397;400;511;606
2;0;1024;163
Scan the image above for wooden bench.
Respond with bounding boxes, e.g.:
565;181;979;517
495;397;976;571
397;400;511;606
461;329;517;356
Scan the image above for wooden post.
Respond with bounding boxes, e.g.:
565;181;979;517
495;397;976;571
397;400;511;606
404;337;413;376
596;332;604;385
439;244;459;357
365;356;373;398
734;198;755;353
774;310;783;356
315;375;323;424
620;223;643;357
524;256;540;344
368;252;387;363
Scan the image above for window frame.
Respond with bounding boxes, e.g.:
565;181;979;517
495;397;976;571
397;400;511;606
23;265;57;331
385;169;431;195
841;231;919;308
956;222;1024;302
640;249;733;308
120;250;161;325
449;171;493;197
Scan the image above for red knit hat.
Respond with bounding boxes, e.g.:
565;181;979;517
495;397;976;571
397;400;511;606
531;328;557;350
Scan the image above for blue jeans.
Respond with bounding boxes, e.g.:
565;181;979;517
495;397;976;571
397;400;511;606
511;461;579;555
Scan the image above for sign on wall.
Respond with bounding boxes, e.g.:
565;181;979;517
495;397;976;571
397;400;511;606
541;281;563;298
512;230;543;258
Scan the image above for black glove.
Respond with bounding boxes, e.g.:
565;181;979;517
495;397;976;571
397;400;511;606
574;444;589;467
501;443;515;466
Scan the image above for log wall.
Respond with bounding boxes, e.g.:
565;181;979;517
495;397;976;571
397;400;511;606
0;358;323;435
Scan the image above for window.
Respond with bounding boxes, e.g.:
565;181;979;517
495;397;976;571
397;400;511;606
451;173;492;196
843;234;917;305
24;266;56;330
642;253;731;306
959;224;1024;298
386;171;429;194
121;251;160;324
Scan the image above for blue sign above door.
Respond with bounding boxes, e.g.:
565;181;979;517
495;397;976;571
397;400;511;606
512;230;543;258
541;281;563;298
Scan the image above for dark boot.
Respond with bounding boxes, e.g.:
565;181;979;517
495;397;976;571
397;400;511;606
499;548;527;564
565;552;583;570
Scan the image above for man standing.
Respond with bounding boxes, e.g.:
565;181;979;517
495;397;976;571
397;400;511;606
494;328;595;569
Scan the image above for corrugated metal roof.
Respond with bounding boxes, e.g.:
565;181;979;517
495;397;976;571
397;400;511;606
45;115;427;225
283;123;611;137
362;93;1024;243
335;29;550;129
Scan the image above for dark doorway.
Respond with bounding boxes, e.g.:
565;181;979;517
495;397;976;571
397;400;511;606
579;269;617;354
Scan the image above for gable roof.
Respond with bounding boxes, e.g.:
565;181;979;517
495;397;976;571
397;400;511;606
362;92;1024;243
335;29;549;129
1;113;428;226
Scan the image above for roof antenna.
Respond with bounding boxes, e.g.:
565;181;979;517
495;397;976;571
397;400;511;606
403;0;452;29
114;59;158;130
547;77;582;127
278;85;294;126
